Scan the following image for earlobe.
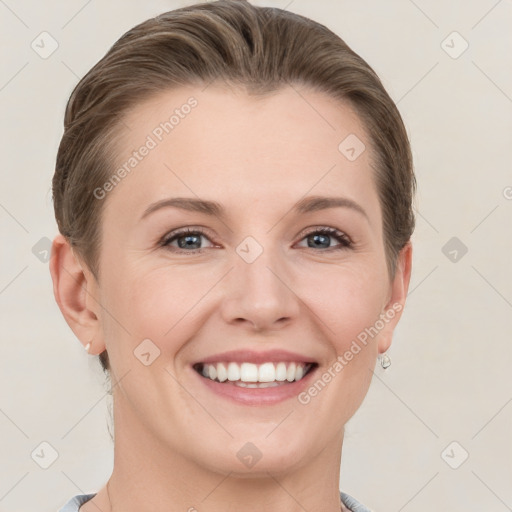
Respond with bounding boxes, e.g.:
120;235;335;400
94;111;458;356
378;241;413;354
49;234;105;354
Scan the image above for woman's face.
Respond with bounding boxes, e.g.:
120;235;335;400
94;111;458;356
87;84;410;475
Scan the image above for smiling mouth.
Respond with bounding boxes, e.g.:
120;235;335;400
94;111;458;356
193;361;318;388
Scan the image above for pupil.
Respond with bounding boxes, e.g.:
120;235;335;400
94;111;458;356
310;233;329;248
179;235;200;249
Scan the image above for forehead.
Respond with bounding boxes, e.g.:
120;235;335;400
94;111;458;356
105;84;380;223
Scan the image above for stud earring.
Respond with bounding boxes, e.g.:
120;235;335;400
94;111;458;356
84;341;92;353
379;353;391;369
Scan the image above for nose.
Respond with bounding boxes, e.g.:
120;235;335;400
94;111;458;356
220;244;300;332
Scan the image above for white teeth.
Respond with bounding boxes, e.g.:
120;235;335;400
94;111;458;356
216;362;228;382
258;362;276;382
286;362;296;382
227;362;240;381
198;361;313;384
275;362;287;381
240;362;258;382
235;381;281;388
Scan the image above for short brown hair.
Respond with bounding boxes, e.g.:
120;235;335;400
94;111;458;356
52;0;416;374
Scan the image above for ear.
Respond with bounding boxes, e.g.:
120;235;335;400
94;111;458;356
49;234;106;355
377;241;413;354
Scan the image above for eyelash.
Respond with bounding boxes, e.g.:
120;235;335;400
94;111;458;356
160;226;353;254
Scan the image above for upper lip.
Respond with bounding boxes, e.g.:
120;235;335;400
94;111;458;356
193;349;318;365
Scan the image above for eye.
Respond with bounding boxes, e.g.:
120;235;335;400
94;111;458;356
160;226;353;254
296;227;352;250
160;227;215;253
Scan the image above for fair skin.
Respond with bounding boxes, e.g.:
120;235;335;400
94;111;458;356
51;84;412;512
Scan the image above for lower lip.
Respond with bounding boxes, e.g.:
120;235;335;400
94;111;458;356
192;365;318;405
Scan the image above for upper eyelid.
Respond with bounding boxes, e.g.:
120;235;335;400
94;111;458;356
161;227;215;244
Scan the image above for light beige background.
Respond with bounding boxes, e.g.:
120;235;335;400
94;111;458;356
1;1;511;511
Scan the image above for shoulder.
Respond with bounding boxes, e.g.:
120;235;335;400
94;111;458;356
58;493;97;512
340;490;375;512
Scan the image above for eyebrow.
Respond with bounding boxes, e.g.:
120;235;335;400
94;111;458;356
140;195;369;221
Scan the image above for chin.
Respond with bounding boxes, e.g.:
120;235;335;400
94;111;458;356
195;438;309;477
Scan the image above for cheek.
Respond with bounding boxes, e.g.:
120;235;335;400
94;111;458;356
302;263;387;351
100;262;216;351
